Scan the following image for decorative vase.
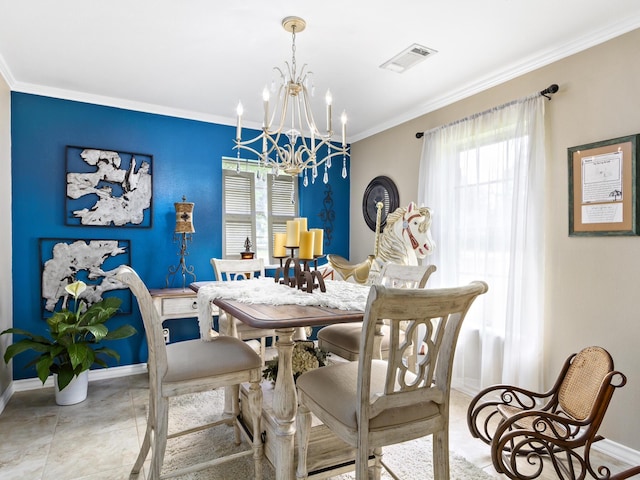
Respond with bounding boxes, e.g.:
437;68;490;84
54;370;89;406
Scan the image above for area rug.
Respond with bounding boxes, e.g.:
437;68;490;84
155;389;494;479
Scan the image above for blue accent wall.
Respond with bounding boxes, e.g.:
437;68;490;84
10;92;350;380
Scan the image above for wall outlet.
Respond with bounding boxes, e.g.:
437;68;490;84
163;328;170;344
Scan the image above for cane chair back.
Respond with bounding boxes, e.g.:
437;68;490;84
558;346;612;420
467;346;640;480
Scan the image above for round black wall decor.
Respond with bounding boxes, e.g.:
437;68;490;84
362;176;400;231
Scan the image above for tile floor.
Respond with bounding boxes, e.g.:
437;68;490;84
0;370;635;479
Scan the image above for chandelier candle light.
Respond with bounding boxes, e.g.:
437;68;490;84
234;16;350;187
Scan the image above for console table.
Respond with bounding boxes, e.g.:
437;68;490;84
149;288;218;341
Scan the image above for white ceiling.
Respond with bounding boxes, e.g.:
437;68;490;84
2;1;640;142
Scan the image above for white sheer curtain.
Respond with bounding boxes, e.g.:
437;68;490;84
418;94;545;393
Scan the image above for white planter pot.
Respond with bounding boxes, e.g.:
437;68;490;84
54;370;89;406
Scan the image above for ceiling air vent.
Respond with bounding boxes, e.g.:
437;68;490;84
380;43;437;73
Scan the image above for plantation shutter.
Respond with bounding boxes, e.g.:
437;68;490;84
268;173;297;261
222;170;255;258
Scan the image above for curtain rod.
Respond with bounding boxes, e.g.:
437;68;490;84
415;83;559;139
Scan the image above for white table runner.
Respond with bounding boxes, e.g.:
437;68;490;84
196;277;371;340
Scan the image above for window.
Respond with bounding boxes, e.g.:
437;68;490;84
419;95;545;392
222;159;298;262
456;136;521;335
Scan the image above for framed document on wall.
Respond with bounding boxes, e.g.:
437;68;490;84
568;134;640;236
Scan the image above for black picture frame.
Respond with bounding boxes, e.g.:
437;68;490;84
39;238;132;318
362;176;400;231
65;146;153;227
568;134;640;236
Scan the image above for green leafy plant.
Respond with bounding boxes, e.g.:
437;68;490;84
262;340;328;384
1;280;136;390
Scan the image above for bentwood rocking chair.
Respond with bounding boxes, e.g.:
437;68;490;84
467;345;640;480
296;281;488;480
116;266;264;480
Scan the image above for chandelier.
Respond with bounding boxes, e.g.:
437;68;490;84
234;16;349;186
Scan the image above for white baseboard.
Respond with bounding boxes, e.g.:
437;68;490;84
0;363;148;415
0;382;14;414
11;363;147;392
593;438;640;467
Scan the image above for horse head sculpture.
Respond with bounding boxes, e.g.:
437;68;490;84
327;202;435;284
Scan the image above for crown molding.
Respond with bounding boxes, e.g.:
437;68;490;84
0;52;15;87
350;17;640;143
2;17;640;144
10;80;235;128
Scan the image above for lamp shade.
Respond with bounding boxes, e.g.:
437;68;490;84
174;197;195;233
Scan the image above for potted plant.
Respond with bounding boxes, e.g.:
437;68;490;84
1;280;136;404
262;340;328;384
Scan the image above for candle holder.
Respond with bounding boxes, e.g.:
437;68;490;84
299;255;326;293
273;249;326;293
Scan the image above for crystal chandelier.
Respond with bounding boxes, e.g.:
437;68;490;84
234;16;349;187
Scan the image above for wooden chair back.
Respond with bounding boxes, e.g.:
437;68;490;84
378;262;436;288
558;346;614;421
210;257;273;362
116;265;167;393
297;281;487;479
116;265;265;479
211;258;265;281
358;282;488;440
317;262;438;365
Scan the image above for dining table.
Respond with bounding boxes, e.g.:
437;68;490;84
192;277;371;480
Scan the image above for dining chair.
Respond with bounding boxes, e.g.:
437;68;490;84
296;280;488;480
317;263;436;369
467;345;640;480
211;257;276;363
116;265;264;480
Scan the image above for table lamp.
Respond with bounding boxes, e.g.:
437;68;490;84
166;196;197;290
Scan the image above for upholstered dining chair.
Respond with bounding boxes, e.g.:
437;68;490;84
317;263;436;369
296;281;488;480
467;345;640;480
211;257;276;363
116;265;264;480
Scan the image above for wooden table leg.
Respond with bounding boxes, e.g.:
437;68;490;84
272;327;296;479
293;326;307;340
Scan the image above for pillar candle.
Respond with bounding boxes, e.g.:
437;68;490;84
325;90;332;132
311;228;324;256
262;86;270;128
236;101;243;140
295;217;308;232
273;232;286;257
341;110;347;147
299;231;315;260
286;220;300;247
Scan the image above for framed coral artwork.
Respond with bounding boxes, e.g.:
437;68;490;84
65;146;153;227
39;238;132;318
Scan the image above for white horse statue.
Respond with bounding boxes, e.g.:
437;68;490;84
328;201;435;284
